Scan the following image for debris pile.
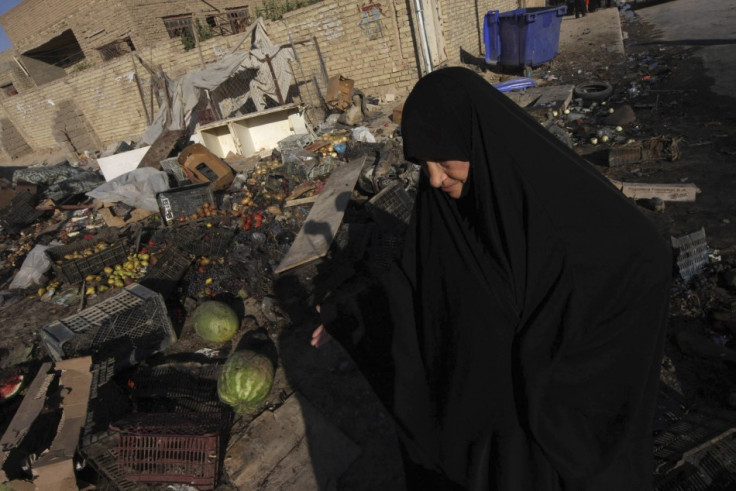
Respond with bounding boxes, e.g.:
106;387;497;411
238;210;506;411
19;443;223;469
0;81;414;488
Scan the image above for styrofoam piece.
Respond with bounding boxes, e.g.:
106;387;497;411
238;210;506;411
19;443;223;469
96;146;152;182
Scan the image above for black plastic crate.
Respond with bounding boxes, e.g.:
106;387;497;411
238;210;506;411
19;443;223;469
157;183;214;226
47;235;130;284
130;363;225;413
0;191;44;232
39;283;177;375
140;246;194;297
365;181;414;231
172;225;236;257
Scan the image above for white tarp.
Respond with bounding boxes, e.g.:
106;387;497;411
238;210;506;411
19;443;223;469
139;18;295;146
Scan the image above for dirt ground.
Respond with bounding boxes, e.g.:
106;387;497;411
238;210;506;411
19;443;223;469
2;5;736;490
269;7;736;489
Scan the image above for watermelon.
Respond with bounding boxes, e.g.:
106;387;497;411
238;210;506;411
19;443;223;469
192;301;240;343
217;350;274;412
0;374;23;403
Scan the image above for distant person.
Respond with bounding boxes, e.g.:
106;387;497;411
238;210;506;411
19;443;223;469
571;0;587;18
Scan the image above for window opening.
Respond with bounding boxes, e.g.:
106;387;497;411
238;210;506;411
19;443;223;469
97;37;136;61
1;83;18;97
163;14;193;39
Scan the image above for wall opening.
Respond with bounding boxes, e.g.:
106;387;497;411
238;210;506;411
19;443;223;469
163;14;194;39
22;29;85;69
97;37;136;61
1;83;18;97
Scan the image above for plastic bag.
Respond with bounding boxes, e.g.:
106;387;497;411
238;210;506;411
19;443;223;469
352;126;376;143
86;167;169;212
9;242;60;290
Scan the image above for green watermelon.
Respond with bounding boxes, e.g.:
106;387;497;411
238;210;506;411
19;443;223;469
192;301;239;343
217;350;274;412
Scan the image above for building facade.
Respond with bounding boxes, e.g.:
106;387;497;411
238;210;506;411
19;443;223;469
0;0;530;163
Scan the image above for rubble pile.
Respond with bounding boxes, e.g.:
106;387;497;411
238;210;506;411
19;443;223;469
1;7;735;488
0;85;416;488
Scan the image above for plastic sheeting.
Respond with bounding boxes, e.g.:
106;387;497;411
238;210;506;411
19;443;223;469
139;18;295;146
86;168;169;212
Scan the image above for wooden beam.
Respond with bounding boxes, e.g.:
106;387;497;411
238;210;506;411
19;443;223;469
609;179;700;202
274;156;366;273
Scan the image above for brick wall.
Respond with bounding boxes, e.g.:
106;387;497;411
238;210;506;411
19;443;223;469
441;0;520;66
0;118;33;159
0;0;82;48
263;0;423;102
130;0;263;48
0;32;249;157
0;0;523;161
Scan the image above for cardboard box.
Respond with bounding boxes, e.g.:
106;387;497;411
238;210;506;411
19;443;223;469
0;357;93;490
96;201;153;228
392;103;405;125
326;75;354;110
178;143;234;191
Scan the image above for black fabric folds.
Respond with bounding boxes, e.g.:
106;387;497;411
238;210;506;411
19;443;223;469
385;67;672;490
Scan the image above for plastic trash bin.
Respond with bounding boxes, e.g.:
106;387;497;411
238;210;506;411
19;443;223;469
484;6;567;69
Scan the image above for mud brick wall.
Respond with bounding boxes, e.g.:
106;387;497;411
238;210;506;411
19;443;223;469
0;0;521;159
52;100;102;155
263;0;421;102
130;0;265;48
0;118;33;159
0;0;258;63
0;0;136;62
442;0;519;66
0;0;84;51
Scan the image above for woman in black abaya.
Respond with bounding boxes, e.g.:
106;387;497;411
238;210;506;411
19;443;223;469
314;66;671;490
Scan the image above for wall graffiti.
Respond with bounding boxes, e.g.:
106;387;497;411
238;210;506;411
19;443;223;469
357;2;385;39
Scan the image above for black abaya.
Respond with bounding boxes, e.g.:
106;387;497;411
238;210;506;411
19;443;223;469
389;67;671;490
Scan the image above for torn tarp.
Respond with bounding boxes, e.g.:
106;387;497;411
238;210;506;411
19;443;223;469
139;18;295;146
86;167;169;212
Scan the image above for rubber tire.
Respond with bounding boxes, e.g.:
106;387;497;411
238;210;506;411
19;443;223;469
574;81;613;100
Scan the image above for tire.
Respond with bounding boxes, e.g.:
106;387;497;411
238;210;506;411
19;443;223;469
574;81;613;100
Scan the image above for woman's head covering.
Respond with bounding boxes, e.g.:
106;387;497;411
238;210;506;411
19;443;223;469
389;67;671;489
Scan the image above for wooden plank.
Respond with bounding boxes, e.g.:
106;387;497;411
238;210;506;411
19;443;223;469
529;84;574;112
225;393;360;489
285;195;319;208
274;156;366;273
609;179;700;202
137;129;185;169
0;362;54;469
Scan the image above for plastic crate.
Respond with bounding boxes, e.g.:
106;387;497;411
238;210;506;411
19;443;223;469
365;181;415;231
80;431;141;491
111;412;227;489
0;191;44;232
160;157;192;187
47;236;130;284
130;363;225;413
157;183;215;226
140;246;194;297
174;225;236;257
484;6;567;67
39;283;177;372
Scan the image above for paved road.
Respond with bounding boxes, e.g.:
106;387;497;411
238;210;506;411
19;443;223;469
633;0;736;99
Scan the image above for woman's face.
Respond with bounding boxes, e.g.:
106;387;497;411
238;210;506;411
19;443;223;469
423;160;470;199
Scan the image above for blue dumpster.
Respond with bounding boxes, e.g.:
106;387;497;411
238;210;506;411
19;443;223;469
484;6;567;68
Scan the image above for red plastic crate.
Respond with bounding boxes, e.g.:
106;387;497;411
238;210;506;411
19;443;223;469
111;412;227;489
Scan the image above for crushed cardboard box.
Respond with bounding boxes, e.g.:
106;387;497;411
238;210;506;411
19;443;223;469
178;143;235;191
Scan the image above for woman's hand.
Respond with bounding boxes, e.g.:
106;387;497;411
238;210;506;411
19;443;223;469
311;305;334;348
